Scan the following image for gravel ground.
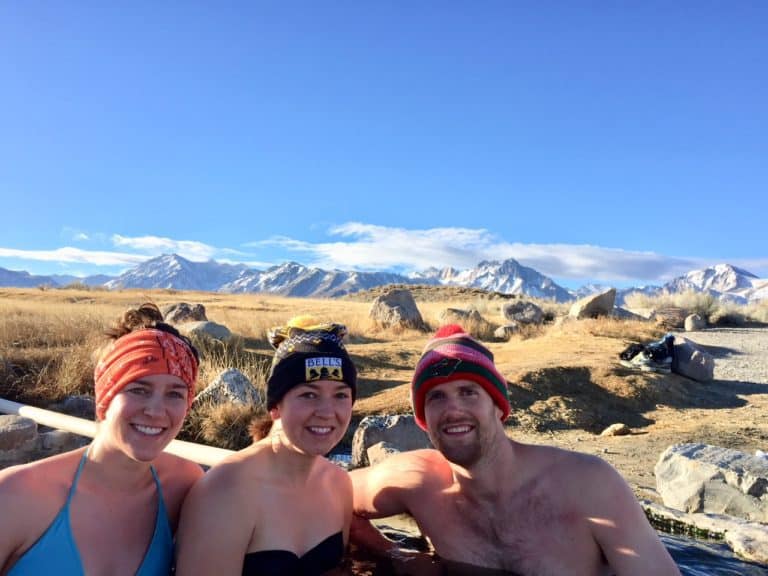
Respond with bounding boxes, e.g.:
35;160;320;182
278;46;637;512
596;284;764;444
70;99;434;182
514;326;768;503
673;327;768;385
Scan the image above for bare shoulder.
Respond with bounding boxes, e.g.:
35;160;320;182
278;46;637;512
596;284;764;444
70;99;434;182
363;449;451;487
319;457;351;486
152;452;204;525
523;442;615;475
0;449;85;556
528;444;634;504
185;444;265;505
0;448;84;499
153;452;204;490
351;449;453;504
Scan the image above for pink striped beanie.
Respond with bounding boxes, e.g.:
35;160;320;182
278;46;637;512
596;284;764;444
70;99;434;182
411;324;510;430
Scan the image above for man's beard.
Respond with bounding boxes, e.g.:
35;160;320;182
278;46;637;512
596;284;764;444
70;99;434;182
428;418;486;468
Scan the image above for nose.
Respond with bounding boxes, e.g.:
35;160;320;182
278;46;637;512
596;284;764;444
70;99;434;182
313;397;335;418
143;392;166;417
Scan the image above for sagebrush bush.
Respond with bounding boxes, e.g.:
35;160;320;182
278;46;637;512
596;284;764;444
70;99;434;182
624;290;767;326
187;402;263;450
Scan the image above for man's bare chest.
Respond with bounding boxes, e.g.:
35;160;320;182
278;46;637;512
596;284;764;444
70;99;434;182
410;490;605;575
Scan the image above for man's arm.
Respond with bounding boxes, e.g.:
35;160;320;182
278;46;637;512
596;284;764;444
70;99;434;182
350;450;445;557
587;460;681;576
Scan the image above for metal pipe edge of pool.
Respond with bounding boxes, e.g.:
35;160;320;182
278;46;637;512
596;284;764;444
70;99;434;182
0;397;234;467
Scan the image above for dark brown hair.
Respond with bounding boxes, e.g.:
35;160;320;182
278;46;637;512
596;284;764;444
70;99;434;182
96;302;199;363
248;415;275;441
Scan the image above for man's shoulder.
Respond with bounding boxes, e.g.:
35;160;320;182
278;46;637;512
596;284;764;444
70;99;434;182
359;448;453;489
382;448;452;474
522;442;608;471
523;443;632;503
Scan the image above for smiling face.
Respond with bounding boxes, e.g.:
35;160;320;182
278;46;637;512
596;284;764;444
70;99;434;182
100;373;189;463
271;379;353;456
423;379;504;468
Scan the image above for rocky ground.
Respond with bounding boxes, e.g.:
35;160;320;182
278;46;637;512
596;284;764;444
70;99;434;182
510;327;768;503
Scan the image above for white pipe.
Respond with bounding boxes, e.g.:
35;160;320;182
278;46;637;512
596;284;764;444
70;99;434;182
0;397;233;467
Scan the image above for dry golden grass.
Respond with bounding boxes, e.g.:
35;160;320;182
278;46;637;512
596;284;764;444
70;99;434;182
623;289;768;326
1;286;764;449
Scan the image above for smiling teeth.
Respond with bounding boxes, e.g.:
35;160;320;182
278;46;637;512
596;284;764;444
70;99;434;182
134;425;163;435
308;427;332;434
445;425;471;434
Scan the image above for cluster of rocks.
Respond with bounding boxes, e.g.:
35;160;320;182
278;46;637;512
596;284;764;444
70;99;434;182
0;414;89;467
653;443;768;563
367;288;548;340
161;302;233;343
368;287;710;342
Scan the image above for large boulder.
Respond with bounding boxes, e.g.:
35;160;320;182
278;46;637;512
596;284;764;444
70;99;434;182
642;500;768;564
438;308;495;339
501;301;543;325
162;302;208;324
194;369;263;407
178;320;232;342
652;307;688;330
366;441;402;467
568;288;616;319
672;337;715;382
351;415;431;468
685;314;707;331
612;306;647;321
494;323;518;340
655;443;768;523
0;415;37;451
369;289;426;331
48;395;95;420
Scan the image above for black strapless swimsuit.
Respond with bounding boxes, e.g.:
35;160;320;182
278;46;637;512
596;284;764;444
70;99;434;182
242;531;344;576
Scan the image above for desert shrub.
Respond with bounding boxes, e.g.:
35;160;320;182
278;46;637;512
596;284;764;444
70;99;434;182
508;323;546;341
194;335;270;396
185;402;263;450
744;299;768;323
624;290;737;325
708;302;749;327
573;317;665;342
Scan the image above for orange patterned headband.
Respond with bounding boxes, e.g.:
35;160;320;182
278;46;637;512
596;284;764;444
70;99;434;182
94;328;199;420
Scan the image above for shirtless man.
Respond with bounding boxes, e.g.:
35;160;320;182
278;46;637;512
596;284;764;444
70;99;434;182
351;325;680;575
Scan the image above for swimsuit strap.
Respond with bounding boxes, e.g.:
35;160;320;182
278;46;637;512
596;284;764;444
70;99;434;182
65;449;90;507
148;464;168;514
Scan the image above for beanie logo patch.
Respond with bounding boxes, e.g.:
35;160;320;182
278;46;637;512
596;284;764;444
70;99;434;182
305;357;343;382
427;357;463;378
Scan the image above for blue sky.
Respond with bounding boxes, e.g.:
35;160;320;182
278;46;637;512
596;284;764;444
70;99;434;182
1;2;766;289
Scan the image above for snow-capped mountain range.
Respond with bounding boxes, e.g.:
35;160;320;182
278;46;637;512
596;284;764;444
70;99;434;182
1;255;766;303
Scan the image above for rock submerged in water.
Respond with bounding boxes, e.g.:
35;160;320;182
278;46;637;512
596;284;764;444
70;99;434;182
655;443;768;523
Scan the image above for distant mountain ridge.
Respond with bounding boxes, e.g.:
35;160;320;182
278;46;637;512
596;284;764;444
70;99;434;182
1;257;765;303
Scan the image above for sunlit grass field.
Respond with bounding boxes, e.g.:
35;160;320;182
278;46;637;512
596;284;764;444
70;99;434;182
1;286;765;450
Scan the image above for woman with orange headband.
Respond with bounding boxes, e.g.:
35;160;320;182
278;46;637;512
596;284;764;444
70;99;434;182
0;303;204;576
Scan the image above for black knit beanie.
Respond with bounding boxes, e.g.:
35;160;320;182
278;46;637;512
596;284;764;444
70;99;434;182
266;317;357;409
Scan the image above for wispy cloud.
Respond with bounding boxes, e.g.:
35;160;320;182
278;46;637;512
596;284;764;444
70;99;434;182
111;234;219;261
0;247;149;266
253;223;731;283
61;227;91;242
3;225;765;283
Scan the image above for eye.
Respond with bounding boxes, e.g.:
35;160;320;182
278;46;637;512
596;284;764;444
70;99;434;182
168;389;187;400
460;387;479;397
425;390;445;403
299;391;318;399
334;390;351;400
126;386;149;396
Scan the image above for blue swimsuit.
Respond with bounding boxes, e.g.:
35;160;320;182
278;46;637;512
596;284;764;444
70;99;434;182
8;450;174;576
